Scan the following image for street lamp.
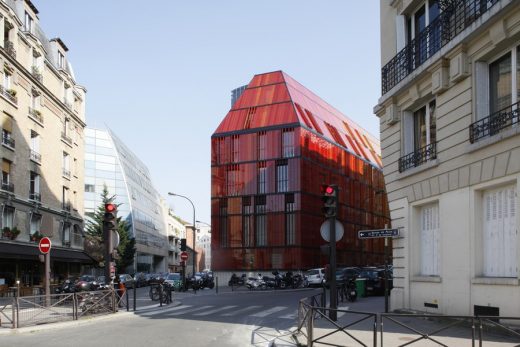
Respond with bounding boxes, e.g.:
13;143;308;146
196;220;211;233
168;192;196;277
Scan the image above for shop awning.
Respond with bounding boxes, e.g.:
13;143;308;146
0;242;95;263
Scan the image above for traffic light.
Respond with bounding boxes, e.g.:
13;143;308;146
180;238;187;251
103;203;118;233
321;184;338;218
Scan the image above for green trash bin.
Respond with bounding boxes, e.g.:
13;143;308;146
356;278;366;297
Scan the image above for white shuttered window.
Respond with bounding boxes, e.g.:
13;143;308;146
483;185;517;277
420;203;440;276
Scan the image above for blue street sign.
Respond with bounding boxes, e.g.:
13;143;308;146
358;229;399;239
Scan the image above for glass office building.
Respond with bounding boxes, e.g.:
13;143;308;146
211;71;390;271
84;128;168;273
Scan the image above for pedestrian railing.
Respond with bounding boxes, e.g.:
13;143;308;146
297;295;520;347
0;297;14;328
76;290;115;319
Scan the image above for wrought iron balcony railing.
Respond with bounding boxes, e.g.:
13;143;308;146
29;192;41;201
469;102;520;143
1;135;15;148
1;181;14;193
62;168;71;178
381;0;499;95
61;131;72;145
0;85;17;104
30;149;41;163
29;107;44;123
398;142;437;173
4;40;16;59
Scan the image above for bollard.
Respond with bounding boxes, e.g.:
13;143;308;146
216;276;218;294
133;285;136;311
307;306;313;347
159;284;163;307
126;287;129;312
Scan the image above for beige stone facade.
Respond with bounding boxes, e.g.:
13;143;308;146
375;0;520;316
0;0;88;287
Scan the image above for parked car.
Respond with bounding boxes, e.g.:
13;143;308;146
75;275;98;291
306;268;325;286
335;267;360;284
358;268;393;295
119;274;135;289
164;273;183;291
134;272;147;288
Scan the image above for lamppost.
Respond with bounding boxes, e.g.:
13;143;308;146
168;192;196;277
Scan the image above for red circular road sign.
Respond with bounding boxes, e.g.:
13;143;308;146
39;237;52;254
180;251;188;261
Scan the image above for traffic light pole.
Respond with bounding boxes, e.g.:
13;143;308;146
329;215;337;321
104;219;113;284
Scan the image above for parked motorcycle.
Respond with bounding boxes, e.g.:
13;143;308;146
54;277;77;294
246;275;266;290
228;273;246;287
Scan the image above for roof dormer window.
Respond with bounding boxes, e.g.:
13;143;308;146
58;51;65;69
24;12;34;34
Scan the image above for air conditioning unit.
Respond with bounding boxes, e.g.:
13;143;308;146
386;104;399;126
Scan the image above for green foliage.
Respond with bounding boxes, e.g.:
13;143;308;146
84;185;136;272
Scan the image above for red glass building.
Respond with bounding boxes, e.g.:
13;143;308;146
211;71;390;271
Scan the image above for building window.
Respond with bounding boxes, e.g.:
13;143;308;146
258;131;267;160
30;213;42;236
85;184;95;193
258;161;267;194
243;197;254;247
285;194;296;245
62;152;70;178
489;47;520;114
282;128;295;158
414;100;436;151
226;164;239;196
30;171;40;200
1;206;14;229
1;128;13;148
2;159;11;186
276;160;288;193
219;200;228;247
255;195;267;246
483;185;517;277
419;203;440;276
62;222;71;245
62;186;69;208
24;12;33;33
3;71;11;89
231;135;239;162
405;0;440;65
58;51;65;69
30;130;39;153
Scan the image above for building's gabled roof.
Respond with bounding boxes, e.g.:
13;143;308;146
213;71;382;168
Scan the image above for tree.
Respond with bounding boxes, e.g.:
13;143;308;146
84;185;136;273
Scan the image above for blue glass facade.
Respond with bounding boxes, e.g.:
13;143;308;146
84;128;168;273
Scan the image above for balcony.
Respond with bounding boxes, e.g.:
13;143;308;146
4;40;16;59
1;134;14;148
1;181;14;193
29;107;43;124
30;149;41;164
62;202;71;211
61;131;72;145
381;0;499;95
398;142;437;173
62;168;71;179
29;192;41;202
31;66;43;83
470;102;519;143
0;85;17;104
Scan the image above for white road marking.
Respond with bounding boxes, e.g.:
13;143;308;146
168;305;213;316
278;310;298;319
192;305;237;316
221;305;262;316
140;305;192;316
250;306;286;318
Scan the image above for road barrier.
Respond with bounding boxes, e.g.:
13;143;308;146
297;294;520;347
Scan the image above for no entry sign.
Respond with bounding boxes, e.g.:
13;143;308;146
39;237;52;254
180;251;188;261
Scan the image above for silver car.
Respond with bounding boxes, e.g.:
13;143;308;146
306;268;325;286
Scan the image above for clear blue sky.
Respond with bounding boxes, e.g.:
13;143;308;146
33;1;381;225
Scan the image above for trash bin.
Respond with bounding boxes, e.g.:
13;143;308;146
356;278;366;297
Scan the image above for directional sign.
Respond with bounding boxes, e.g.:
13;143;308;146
358;229;399;239
39;237;52;254
180;251;189;261
320;219;344;242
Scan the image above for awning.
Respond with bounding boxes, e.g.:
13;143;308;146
0;242;95;263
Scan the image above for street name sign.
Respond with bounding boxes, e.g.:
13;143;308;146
39;237;52;254
358;229;399;239
180;251;189;261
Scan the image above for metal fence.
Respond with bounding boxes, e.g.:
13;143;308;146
4;289;118;329
297;295;520;347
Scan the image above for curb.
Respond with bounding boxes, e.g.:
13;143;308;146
0;301;182;336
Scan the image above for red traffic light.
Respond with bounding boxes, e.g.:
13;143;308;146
325;186;334;195
105;203;117;212
321;184;336;196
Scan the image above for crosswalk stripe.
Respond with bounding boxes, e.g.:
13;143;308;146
193;305;237;316
250;306;286;318
168;305;213;316
141;305;192;316
278;310;298;319
221;305;261;317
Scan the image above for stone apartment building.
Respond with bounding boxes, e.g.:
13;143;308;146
0;0;88;290
375;0;520;316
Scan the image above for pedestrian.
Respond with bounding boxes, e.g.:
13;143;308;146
114;276;123;306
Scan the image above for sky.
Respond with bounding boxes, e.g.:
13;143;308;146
32;0;381;225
